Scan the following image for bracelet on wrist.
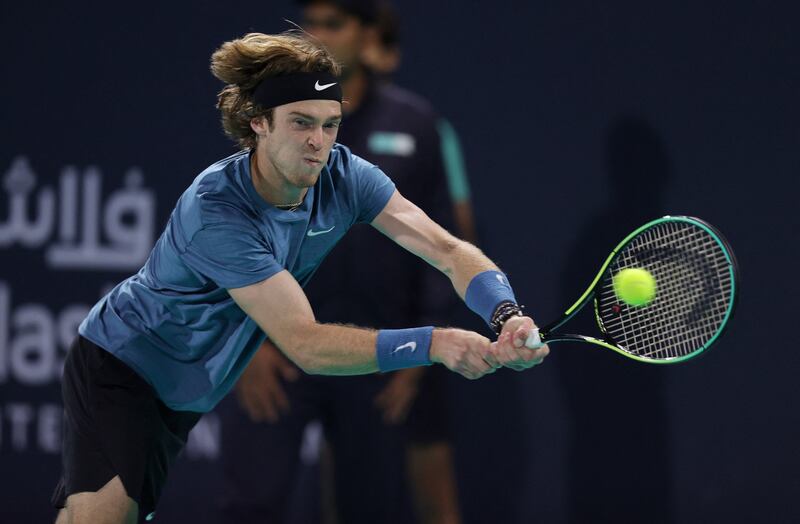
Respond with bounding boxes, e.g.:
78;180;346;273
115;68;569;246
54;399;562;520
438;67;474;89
465;270;518;328
490;301;524;336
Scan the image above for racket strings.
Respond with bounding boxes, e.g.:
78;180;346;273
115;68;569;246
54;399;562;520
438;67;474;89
627;227;729;355
616;227;729;357
596;221;734;360
611;225;731;357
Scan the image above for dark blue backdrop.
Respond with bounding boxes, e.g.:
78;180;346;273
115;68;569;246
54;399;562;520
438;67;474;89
2;1;798;522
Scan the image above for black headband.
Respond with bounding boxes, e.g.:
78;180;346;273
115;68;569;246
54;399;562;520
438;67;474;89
252;71;342;109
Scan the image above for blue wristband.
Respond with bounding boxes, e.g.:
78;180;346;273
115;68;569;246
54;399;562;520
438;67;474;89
376;326;434;372
465;270;517;327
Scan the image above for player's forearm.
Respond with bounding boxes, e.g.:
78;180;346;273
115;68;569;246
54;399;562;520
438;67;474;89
433;235;523;332
280;322;379;376
371;193;497;298
436;236;499;300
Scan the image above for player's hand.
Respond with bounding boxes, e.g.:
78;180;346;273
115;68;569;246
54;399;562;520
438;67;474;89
485;316;550;371
374;368;425;425
235;339;300;423
429;328;496;380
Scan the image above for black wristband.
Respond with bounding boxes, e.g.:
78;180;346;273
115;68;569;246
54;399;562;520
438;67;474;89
490;301;524;336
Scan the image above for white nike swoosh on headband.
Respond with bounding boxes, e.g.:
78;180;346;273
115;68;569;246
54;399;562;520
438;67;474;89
314;81;337;91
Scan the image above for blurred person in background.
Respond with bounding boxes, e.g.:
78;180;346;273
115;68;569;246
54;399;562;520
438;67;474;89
359;1;401;77
556;118;672;523
362;2;477;244
218;1;475;523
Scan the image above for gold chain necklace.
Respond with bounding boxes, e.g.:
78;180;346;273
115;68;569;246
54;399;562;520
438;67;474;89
274;200;304;211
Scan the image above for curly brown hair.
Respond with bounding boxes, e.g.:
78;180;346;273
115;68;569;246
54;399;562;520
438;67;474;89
210;31;341;149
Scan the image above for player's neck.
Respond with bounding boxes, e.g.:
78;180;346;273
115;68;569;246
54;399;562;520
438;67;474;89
250;151;308;208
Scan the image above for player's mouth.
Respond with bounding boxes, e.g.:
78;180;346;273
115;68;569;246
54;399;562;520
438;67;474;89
303;157;322;166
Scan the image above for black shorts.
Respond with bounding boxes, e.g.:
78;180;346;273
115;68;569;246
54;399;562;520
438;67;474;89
51;335;201;520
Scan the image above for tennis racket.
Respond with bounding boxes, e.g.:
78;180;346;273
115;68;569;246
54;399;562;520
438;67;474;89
524;216;739;363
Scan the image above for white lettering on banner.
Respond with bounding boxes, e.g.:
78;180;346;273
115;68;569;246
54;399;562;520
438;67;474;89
10;305;55;385
46;168;155;270
0;281;89;385
0;403;62;453
7;403;34;451
0;156;156;271
38;403;61;453
0;402;220;459
0;157;55;247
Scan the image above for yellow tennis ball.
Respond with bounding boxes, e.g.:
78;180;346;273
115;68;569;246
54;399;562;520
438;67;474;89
613;268;657;306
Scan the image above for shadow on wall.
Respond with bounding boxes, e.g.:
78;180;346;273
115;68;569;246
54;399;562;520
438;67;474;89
555;117;674;524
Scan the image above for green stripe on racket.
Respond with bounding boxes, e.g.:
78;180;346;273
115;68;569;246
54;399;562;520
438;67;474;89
524;216;739;364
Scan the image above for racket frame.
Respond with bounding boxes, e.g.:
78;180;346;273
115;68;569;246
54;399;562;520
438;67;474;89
537;215;739;364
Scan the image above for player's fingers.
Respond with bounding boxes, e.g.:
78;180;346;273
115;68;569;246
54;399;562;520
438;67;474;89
498;338;535;371
505;329;545;369
521;344;550;366
506;360;528;372
476;344;499;374
455;359;482;380
483;343;501;368
506;347;548;371
513;326;529;348
466;351;493;378
495;333;519;367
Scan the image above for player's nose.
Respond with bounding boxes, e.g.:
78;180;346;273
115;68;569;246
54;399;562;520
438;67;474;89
306;128;324;151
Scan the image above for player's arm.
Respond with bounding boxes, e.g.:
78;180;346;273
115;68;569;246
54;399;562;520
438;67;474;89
228;270;493;378
229;271;376;375
371;190;550;370
371;190;497;298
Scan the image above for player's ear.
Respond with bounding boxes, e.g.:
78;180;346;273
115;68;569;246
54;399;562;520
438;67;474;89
250;116;269;137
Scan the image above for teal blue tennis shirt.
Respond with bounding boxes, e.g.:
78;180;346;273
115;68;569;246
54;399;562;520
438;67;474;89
79;144;396;412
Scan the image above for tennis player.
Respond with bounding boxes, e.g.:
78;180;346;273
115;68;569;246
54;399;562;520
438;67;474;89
51;31;549;524
223;2;472;522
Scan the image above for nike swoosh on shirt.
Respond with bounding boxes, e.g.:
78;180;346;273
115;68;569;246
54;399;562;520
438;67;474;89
307;226;336;237
315;81;337;91
392;341;417;354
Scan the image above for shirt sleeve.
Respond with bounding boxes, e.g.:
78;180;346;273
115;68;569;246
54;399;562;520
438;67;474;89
181;223;283;289
350;155;397;224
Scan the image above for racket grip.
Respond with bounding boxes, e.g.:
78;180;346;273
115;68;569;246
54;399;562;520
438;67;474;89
525;328;543;349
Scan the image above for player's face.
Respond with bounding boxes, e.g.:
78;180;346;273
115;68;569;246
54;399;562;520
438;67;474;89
262;100;342;188
302;3;365;73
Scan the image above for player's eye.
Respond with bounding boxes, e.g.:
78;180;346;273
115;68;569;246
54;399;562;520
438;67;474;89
324;121;340;129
